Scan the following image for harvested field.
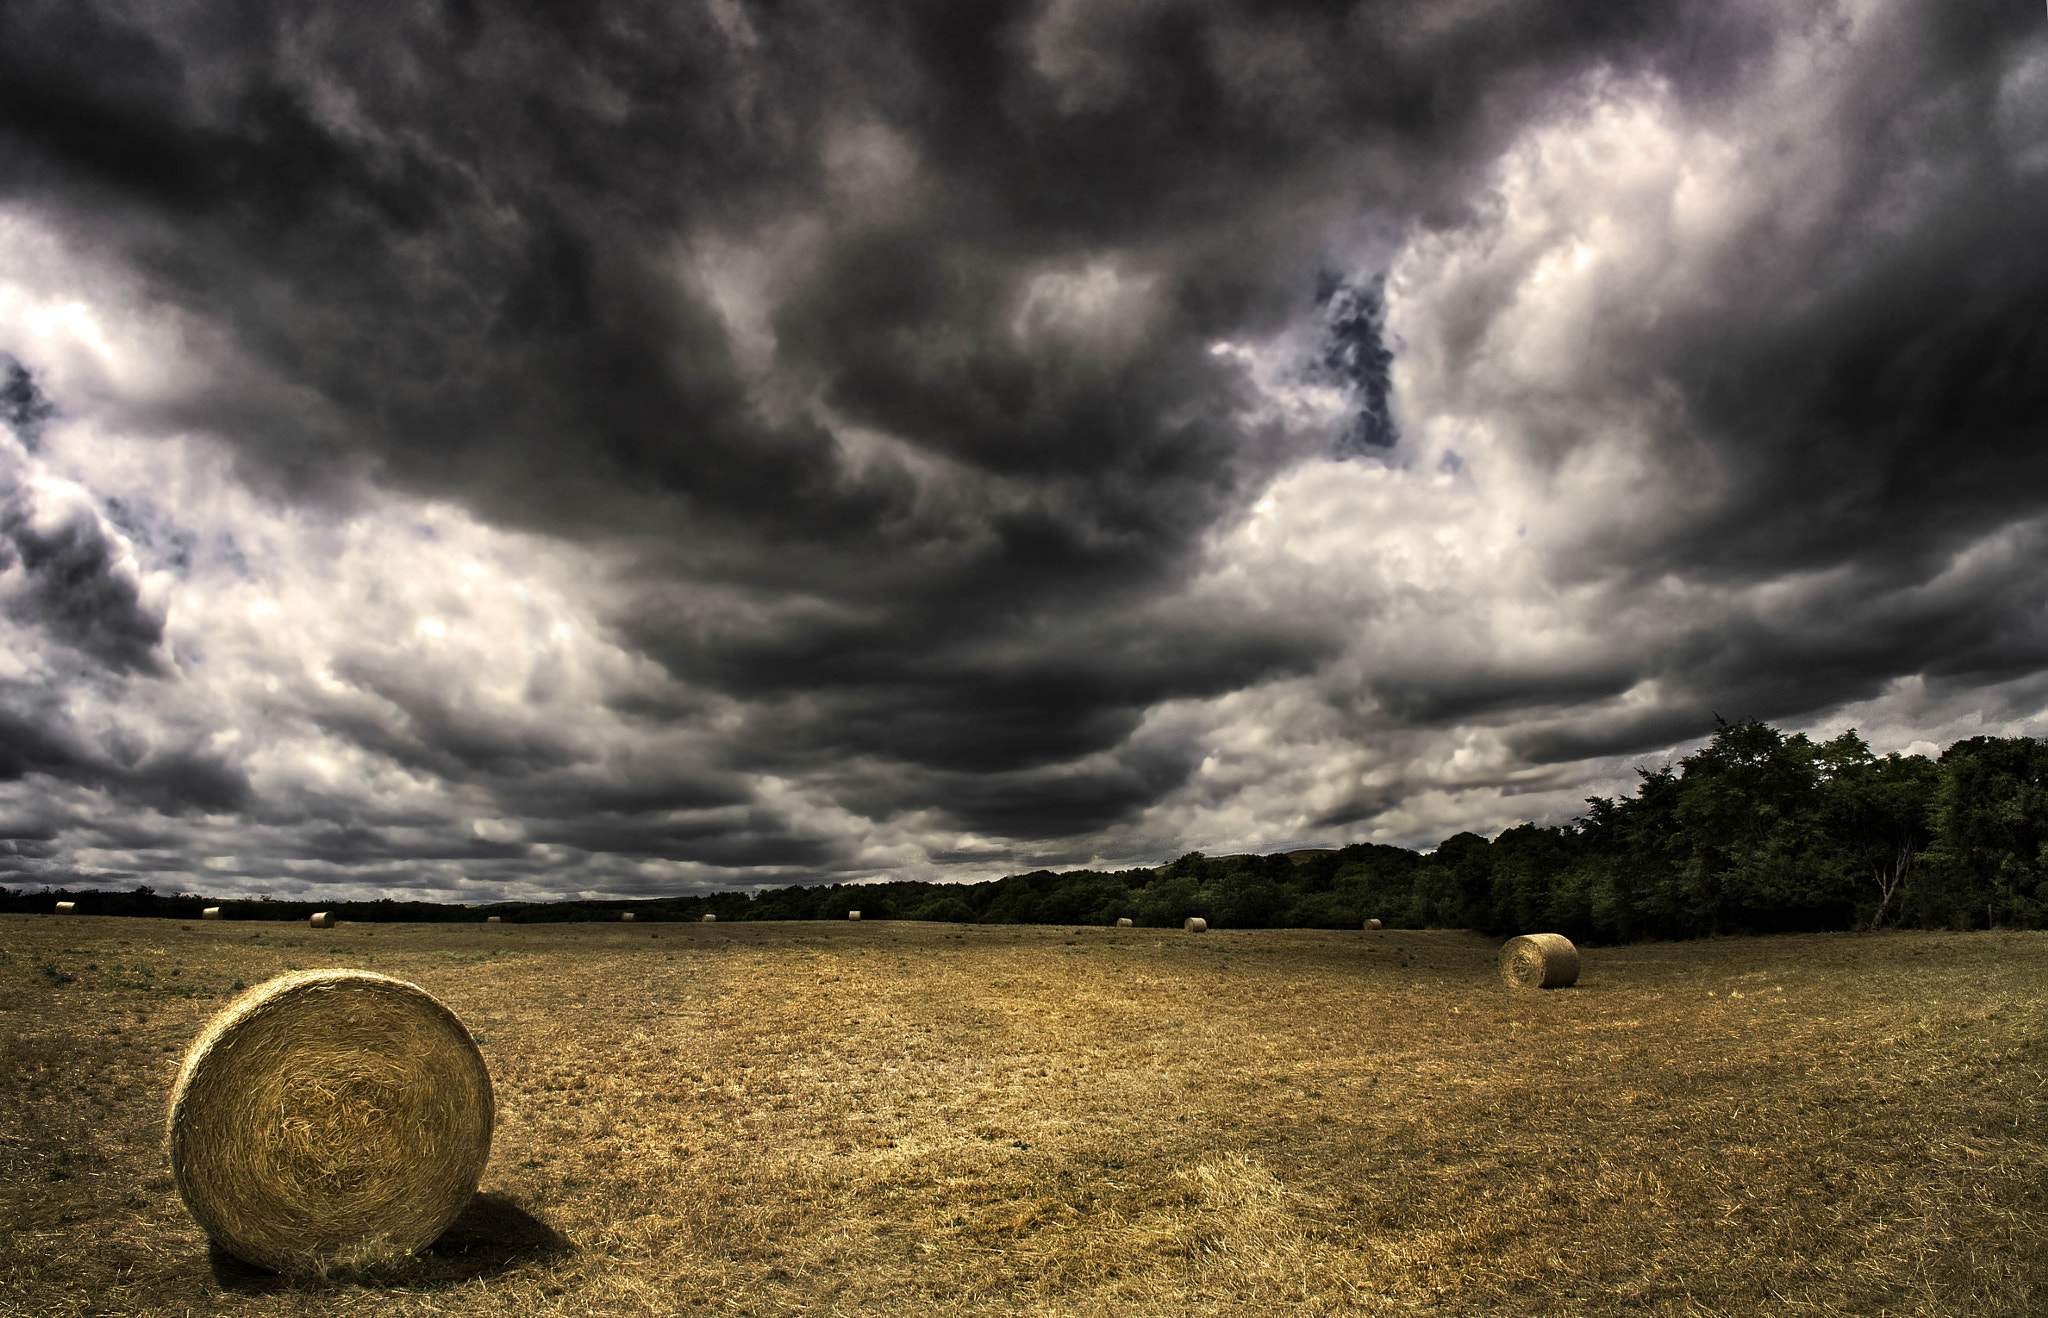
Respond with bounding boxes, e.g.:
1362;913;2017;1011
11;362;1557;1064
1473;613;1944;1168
2;916;2043;1316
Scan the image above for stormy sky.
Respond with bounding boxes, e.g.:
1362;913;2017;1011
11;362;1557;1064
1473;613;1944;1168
1;0;2044;902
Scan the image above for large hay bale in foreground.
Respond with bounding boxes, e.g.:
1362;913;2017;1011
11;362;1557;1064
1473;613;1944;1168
1499;933;1580;990
202;907;222;920
166;969;493;1274
848;910;862;921
1116;917;1133;928
1184;917;1208;933
309;912;334;929
54;901;75;914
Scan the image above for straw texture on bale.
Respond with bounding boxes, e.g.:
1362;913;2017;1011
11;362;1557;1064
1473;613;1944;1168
309;912;334;928
1116;918;1133;928
620;912;636;922
848;911;862;921
203;907;222;920
486;916;500;924
1364;918;1382;931
1184;917;1208;933
1499;933;1581;990
54;901;75;913
166;969;493;1274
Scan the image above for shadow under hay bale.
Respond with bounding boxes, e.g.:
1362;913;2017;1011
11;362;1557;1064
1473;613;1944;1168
207;1191;571;1292
1499;933;1580;989
169;970;494;1275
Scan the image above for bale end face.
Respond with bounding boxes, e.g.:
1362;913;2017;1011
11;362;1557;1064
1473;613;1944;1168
848;911;862;921
166;969;494;1274
1116;917;1134;928
309;912;335;928
1184;917;1208;933
54;901;76;914
202;908;222;920
1499;933;1581;990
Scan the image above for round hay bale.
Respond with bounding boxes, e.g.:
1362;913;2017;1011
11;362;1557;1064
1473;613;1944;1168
1183;917;1208;933
848;910;862;921
701;914;716;922
1116;917;1133;928
54;901;75;914
619;912;636;922
485;916;500;924
309;912;334;929
202;907;222;920
1499;933;1580;990
1364;918;1382;931
165;969;493;1273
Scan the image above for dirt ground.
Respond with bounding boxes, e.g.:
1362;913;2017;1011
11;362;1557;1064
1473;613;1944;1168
2;915;2043;1316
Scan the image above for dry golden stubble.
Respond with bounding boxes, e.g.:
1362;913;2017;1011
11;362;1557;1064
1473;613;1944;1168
1499;932;1581;989
164;968;494;1274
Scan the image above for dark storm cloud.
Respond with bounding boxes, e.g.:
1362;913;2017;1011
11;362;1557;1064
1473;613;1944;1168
0;0;1771;779
1315;274;1400;455
0;697;250;815
1;487;169;676
3;0;2045;878
1;354;57;452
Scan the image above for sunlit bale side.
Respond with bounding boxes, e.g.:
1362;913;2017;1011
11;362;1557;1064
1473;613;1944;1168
166;970;494;1275
1499;933;1580;989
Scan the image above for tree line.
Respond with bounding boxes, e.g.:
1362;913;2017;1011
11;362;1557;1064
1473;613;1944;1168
6;721;2042;942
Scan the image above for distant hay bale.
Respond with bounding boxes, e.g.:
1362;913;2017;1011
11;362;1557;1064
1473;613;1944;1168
309;912;335;929
1364;919;1382;931
166;969;494;1274
203;908;222;920
848;910;862;921
485;916;500;924
1184;917;1208;933
1499;933;1580;990
620;912;636;922
54;901;75;914
1116;917;1133;928
701;914;716;922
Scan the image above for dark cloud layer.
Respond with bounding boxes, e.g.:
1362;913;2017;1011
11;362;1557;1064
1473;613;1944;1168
0;0;2045;895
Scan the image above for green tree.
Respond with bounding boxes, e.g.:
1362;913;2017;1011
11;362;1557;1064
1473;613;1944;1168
1926;737;2048;928
1816;746;1938;928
